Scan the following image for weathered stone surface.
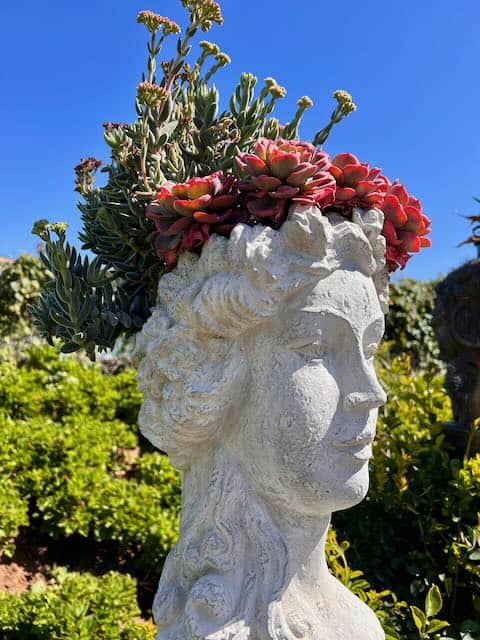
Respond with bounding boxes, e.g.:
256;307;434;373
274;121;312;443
134;205;388;639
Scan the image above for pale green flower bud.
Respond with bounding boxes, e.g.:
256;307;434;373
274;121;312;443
215;53;231;66
333;89;357;114
50;222;68;236
270;84;287;99
136;11;180;34
199;40;220;56
297;96;313;109
137;82;169;107
32;219;50;240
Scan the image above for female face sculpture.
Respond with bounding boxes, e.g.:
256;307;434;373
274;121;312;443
234;267;386;519
135;205;388;640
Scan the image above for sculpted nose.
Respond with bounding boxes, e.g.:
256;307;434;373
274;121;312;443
344;389;387;411
343;367;387;412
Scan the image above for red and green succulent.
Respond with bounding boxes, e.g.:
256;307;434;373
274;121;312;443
381;182;431;271
145;171;245;267
146;139;431;273
235;137;336;226
329;153;388;209
325;152;431;272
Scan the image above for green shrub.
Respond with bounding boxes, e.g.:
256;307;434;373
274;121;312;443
384;279;442;374
0;415;180;568
0;568;155;639
0;255;46;339
0;344;142;425
333;353;480;637
326;528;408;639
0;478;29;559
0;345;178;565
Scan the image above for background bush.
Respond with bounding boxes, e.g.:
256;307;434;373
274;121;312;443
384;278;442;374
0;569;156;639
0;255;46;337
0;346;180;571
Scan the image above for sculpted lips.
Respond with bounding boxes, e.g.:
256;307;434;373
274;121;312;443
331;430;375;449
331;432;375;461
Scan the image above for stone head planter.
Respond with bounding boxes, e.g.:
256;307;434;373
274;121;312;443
134;204;389;640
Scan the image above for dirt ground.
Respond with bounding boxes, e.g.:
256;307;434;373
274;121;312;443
0;533;159;615
0;561;46;594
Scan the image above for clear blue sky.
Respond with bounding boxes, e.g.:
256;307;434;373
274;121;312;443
1;0;479;281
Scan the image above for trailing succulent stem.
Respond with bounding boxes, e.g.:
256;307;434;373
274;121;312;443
32;0;356;358
30;222;144;359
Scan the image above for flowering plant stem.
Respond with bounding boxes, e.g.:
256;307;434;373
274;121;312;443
31;0;363;357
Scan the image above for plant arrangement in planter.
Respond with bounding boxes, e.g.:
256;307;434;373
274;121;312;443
31;0;431;359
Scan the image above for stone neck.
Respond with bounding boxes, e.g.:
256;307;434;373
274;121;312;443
216;443;336;606
268;503;333;595
156;446;384;639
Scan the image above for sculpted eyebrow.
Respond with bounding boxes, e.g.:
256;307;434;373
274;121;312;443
286;311;383;344
285;333;323;349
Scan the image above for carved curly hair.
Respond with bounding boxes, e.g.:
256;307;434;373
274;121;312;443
134;205;387;469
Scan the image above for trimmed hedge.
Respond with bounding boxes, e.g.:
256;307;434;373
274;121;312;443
0;345;180;571
0;569;156;639
0;344;142;425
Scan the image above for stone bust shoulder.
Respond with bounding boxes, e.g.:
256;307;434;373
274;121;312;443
134;205;388;640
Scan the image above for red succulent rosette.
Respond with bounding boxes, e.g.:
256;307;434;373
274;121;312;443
145;171;244;267
145;140;432;277
235;137;336;227
329;153;389;209
328;153;431;273
381;181;431;272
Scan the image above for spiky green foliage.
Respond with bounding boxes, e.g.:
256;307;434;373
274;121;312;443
31;222;144;359
31;1;355;358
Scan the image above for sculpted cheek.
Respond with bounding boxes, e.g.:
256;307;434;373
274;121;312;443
277;415;316;480
276;370;339;475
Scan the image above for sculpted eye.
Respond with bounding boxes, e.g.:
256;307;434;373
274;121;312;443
286;336;326;362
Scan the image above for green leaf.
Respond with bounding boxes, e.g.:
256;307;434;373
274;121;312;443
410;606;426;632
426;619;450;634
425;585;443;618
60;341;81;354
50;309;73;329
